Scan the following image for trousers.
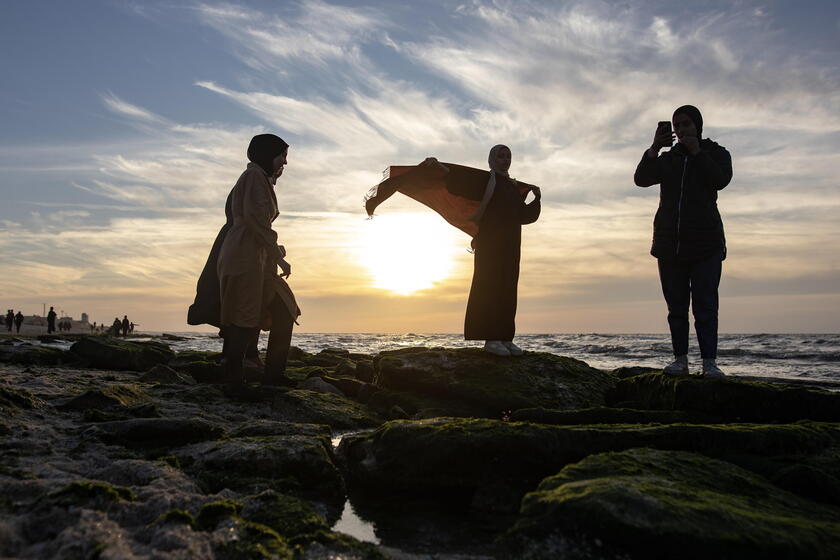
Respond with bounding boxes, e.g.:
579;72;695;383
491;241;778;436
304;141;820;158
222;296;295;382
657;252;723;359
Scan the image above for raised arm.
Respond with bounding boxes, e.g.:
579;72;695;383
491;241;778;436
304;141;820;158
635;123;673;187
520;186;541;225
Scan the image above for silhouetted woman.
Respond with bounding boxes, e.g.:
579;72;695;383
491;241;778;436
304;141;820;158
460;145;541;355
215;134;299;384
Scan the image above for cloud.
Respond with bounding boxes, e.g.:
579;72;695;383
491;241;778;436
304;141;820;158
3;0;838;331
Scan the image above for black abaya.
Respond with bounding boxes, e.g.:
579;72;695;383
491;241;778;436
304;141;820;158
464;176;540;341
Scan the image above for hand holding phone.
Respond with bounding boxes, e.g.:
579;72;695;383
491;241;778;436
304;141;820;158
652;121;674;151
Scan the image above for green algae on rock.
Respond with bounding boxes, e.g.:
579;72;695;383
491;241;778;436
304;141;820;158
510;406;713;425
0;384;43;414
606;373;840;422
183;435;344;502
47;480;136;510
372;348;616;418
57;384;149;411
271;389;383;429
83;417;225;449
70;337;175;371
499;448;840;560
240;490;329;537
0;343;72;366
338;417;840;511
196;499;243;531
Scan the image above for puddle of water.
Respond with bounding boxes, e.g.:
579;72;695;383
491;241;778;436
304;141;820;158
332;500;380;544
330;429;380;543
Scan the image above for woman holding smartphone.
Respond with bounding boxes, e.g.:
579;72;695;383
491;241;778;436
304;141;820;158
634;105;732;377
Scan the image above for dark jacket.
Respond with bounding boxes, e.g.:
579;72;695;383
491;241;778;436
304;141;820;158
634;139;732;261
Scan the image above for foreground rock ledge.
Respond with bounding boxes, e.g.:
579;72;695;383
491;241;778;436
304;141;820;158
499;447;840;560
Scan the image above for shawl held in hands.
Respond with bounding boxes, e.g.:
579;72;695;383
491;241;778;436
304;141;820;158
364;160;535;238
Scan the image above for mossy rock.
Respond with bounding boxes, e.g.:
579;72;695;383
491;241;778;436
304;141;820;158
499;448;840;560
288;529;387;559
83;417;225;449
0;343;72;366
57;384;149;411
272;389;382;429
372;348;616;418
215;520;293;560
510;406;715;425
151;508;196;529
240;490;328;537
196;499;242;530
0;384;42;414
47;480;135;510
231;420;331;441
338;418;840;511
139;364;196;385
606;373;840;422
70;336;175;371
168;350;223;383
186;435;344;502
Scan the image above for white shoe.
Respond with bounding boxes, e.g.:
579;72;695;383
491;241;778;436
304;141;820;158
483;341;511;357
503;341;524;356
702;359;725;378
663;355;689;376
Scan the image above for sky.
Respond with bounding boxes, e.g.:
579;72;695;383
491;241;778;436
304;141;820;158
1;0;838;333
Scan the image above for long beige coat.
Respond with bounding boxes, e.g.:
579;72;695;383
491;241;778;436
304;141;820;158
217;163;299;329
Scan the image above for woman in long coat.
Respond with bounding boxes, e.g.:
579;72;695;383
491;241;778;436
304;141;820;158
459;145;541;355
214;134;299;384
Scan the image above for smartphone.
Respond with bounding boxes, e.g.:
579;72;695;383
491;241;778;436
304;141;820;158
658;120;672;134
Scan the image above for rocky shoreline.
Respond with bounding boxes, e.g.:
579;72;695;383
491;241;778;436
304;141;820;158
1;334;839;558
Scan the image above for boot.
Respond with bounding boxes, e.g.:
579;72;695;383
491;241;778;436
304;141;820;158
702;359;725;378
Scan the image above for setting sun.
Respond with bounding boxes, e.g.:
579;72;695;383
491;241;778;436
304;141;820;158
359;212;467;295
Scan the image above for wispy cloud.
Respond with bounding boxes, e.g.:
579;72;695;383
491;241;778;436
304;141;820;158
2;0;838;331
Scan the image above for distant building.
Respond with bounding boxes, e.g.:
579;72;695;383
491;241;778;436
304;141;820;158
81;313;89;323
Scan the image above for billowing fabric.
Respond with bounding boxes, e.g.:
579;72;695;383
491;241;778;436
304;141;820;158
247;134;289;176
634;139;732;261
364;160;534;238
215;163;299;329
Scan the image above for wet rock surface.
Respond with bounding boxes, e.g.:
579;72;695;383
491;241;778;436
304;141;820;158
2;338;840;558
499;448;840;560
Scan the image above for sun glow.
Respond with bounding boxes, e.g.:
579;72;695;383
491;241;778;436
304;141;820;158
360;212;466;295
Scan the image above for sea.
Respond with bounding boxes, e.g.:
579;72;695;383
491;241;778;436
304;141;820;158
153;332;840;383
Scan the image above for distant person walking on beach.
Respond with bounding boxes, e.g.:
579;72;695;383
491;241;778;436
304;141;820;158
5;310;13;332
111;317;121;337
365;145;541;356
14;311;24;334
202;134;300;384
634;105;732;377
47;307;57;334
121;315;130;337
129;322;135;334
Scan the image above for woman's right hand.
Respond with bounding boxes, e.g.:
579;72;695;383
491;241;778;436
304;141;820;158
651;125;675;152
278;258;291;278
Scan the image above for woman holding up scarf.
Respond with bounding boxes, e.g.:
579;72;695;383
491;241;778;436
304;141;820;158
365;144;541;356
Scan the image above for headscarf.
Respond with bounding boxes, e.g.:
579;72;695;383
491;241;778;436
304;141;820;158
471;144;513;223
247;134;289;175
673;105;703;139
